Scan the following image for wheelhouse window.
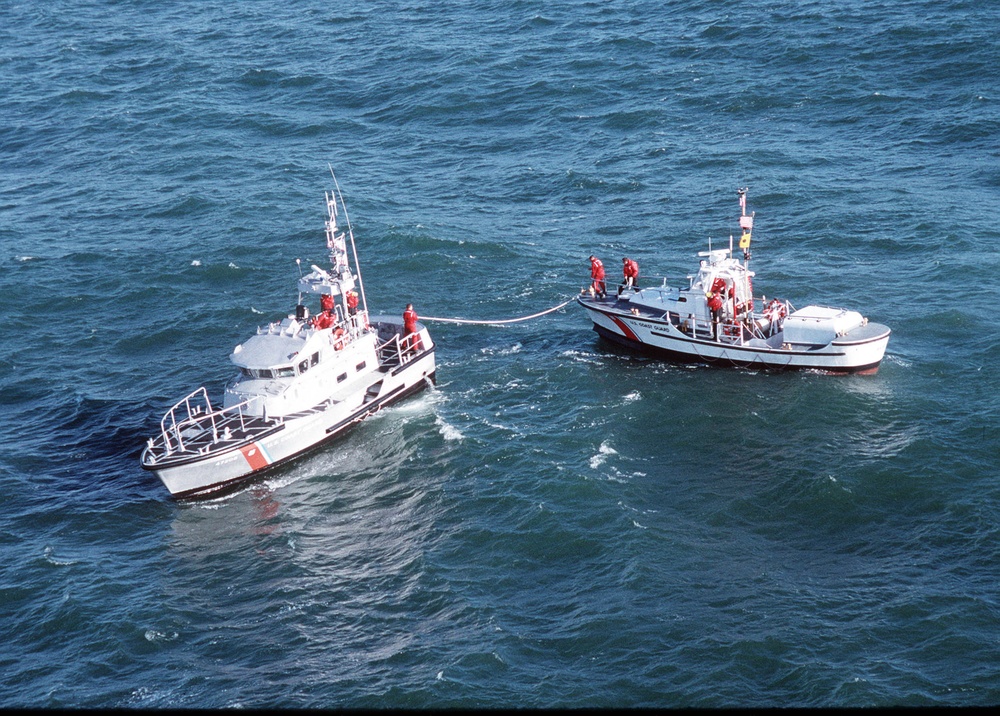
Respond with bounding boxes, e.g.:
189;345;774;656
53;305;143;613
298;359;309;374
239;367;275;379
275;366;295;378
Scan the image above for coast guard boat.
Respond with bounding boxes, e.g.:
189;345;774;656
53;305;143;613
141;178;436;499
577;189;890;374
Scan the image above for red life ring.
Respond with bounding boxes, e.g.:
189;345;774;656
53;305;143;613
764;299;787;323
332;327;346;350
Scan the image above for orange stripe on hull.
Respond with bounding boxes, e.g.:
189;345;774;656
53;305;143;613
610;315;640;342
239;443;271;471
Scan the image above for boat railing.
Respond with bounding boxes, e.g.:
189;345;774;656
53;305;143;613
376;331;423;369
149;387;267;459
680;316;718;340
679;315;757;344
347;309;369;339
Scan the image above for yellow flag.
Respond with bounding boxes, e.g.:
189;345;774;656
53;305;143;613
739;231;752;249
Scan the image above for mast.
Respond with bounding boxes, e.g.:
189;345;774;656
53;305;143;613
736;188;756;316
297;171;362;327
737;187;754;265
329;167;368;317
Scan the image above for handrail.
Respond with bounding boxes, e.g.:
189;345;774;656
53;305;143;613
376;332;407;367
156;388;264;456
376;329;426;367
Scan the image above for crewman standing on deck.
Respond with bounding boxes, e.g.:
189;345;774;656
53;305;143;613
707;290;724;340
620;256;639;294
312;307;334;330
589;255;607;298
403;303;422;353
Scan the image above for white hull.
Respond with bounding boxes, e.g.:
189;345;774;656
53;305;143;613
141;180;438;499
579;296;890;374
578;189;891;374
142;339;435;499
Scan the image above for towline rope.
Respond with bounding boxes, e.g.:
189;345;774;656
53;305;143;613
419;296;576;325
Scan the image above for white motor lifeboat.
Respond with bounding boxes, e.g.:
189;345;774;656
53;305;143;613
577;189;891;374
141;177;436;499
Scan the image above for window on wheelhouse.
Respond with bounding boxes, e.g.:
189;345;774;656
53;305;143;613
275;366;295;378
239;367;275;379
298;359;309;374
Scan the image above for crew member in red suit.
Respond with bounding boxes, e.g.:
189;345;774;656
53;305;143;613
346;289;359;315
589;255;606;298
620;256;639;294
706;290;724;339
313;308;334;330
320;293;334;313
403;303;422;353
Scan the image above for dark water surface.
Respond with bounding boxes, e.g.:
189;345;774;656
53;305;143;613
2;0;999;708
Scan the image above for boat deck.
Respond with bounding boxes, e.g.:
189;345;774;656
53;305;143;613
579;291;777;345
146;412;283;466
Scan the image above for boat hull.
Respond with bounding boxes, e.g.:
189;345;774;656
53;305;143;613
141;348;436;499
580;298;890;374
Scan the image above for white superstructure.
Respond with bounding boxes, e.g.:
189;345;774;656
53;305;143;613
141;177;435;499
577;189;890;373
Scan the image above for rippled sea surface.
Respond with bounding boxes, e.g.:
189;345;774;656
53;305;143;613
2;0;999;708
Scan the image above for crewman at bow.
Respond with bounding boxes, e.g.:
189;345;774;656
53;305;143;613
620;256;639;294
588;255;607;298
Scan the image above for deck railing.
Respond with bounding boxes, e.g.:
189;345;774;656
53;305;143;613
150;387;265;458
376;332;410;368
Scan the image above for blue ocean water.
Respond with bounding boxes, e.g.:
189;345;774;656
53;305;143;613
2;0;999;708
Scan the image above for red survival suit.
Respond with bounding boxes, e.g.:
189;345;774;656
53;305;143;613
403;306;422;352
622;257;639;285
589;256;606;297
313;309;334;330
